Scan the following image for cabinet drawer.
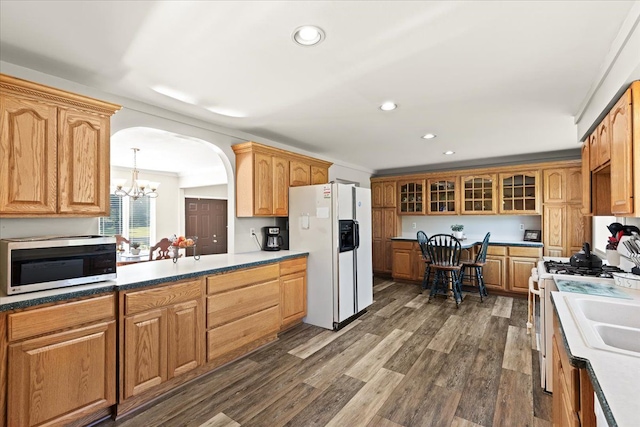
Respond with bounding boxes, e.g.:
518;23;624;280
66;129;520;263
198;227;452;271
8;294;115;342
207;280;279;328
207;264;279;294
207;306;279;361
509;246;542;257
125;279;203;316
486;246;507;256
391;241;413;250
280;257;307;276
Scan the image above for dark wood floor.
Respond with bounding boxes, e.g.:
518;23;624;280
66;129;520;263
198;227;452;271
98;278;551;427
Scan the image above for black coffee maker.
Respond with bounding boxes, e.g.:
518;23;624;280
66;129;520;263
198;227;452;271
262;226;283;251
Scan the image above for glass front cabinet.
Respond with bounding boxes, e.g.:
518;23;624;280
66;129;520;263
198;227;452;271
398;180;425;214
461;174;497;214
427;177;458;215
499;171;540;214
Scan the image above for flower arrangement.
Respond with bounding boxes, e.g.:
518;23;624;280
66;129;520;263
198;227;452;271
130;242;141;249
451;224;464;232
606;236;619;250
170;235;195;248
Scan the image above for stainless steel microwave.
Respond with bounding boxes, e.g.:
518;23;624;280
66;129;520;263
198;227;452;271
0;236;117;295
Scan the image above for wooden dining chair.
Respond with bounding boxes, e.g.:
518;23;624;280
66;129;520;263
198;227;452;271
426;233;463;306
416;231;432;291
149;238;172;260
459;232;491;301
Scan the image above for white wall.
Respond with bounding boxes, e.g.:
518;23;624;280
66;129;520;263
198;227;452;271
400;215;542;241
0;61;373;252
184;185;228;199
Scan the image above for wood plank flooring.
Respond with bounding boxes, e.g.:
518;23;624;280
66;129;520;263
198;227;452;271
97;278;551;427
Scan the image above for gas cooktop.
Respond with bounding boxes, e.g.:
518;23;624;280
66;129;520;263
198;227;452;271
543;260;624;278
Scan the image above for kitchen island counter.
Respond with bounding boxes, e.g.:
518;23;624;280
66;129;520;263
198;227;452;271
551;288;640;427
0;250;308;312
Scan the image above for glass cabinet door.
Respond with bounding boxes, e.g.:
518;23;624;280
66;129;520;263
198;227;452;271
461;174;497;214
427;177;458;214
499;171;540;214
398;180;425;214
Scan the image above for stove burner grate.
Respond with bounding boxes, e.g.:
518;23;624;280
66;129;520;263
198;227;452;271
544;260;624;278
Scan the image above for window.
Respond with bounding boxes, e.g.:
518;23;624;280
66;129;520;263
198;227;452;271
99;195;155;248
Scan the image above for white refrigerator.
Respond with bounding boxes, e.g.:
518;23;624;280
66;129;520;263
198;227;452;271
289;183;373;330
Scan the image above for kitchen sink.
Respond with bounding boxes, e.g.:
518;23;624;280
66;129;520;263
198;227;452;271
573;298;640;329
566;296;640;358
594;324;640;354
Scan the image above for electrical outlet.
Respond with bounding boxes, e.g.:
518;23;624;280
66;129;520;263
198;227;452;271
250;228;256;237
519;223;525;231
412;222;417;229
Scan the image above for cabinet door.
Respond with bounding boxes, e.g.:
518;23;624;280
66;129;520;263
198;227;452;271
484;256;505;290
310;165;329;184
124;309;167;398
597;117;611;166
280;271;307;326
383;208;398;273
58;109;110;215
0;95;58;214
383;182;396;207
290;160;310;187
167;300;203;379
372;182;383;207
372;208;383;240
543;169;565;203
392;247;413;280
254;152;273;215
8;321;116;427
588;131;598;171
567;204;585;255
566;168;582;204
372;239;385;273
412;243;426;282
609;89;633;215
399;180;425;214
273;156;289;216
427;177;457;214
581;143;591;215
461;174;497;214
499;171;540;214
543;205;565;257
508;257;537;294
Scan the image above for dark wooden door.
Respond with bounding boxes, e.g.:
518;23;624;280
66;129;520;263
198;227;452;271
185;198;227;255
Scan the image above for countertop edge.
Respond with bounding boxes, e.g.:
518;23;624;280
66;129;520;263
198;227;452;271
390;236;544;247
0;252;309;312
551;292;618;427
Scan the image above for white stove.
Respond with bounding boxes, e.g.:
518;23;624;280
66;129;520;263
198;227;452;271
531;257;618;393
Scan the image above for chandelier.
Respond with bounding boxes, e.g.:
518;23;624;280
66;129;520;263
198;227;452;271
113;148;159;200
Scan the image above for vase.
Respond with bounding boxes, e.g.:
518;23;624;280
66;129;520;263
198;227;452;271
130;248;140;255
606;249;621;266
453;231;464;239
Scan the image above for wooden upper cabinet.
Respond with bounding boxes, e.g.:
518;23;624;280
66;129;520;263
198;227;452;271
461;174;496;214
581;142;592;215
232;141;332;217
589;131;598;171
566;168;582;204
58;109;110;215
543;169;565;203
597;117;611;166
398;179;425;214
273;156;289;216
310;165;329;184
499;171;540;214
290;160;310;187
0;95;58;214
0;74;120;217
427;177;458;214
372;180;397;208
610;88;633;216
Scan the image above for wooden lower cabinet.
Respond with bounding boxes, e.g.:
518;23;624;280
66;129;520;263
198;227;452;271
484;255;506;291
392;241;414;281
372;207;400;275
6;295;116;427
552;311;595;427
122;279;205;400
281;271;307;328
508;256;538;294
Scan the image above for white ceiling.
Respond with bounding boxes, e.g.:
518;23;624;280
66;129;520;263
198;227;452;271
0;1;635;173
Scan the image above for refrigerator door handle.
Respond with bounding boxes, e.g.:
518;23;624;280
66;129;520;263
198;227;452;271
353;248;358;313
354;221;360;249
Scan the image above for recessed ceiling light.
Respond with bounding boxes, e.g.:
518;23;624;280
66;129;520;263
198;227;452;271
205;106;246;118
422;133;437;139
443;151;455;155
151;85;196;104
292;25;325;46
380;102;397;111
